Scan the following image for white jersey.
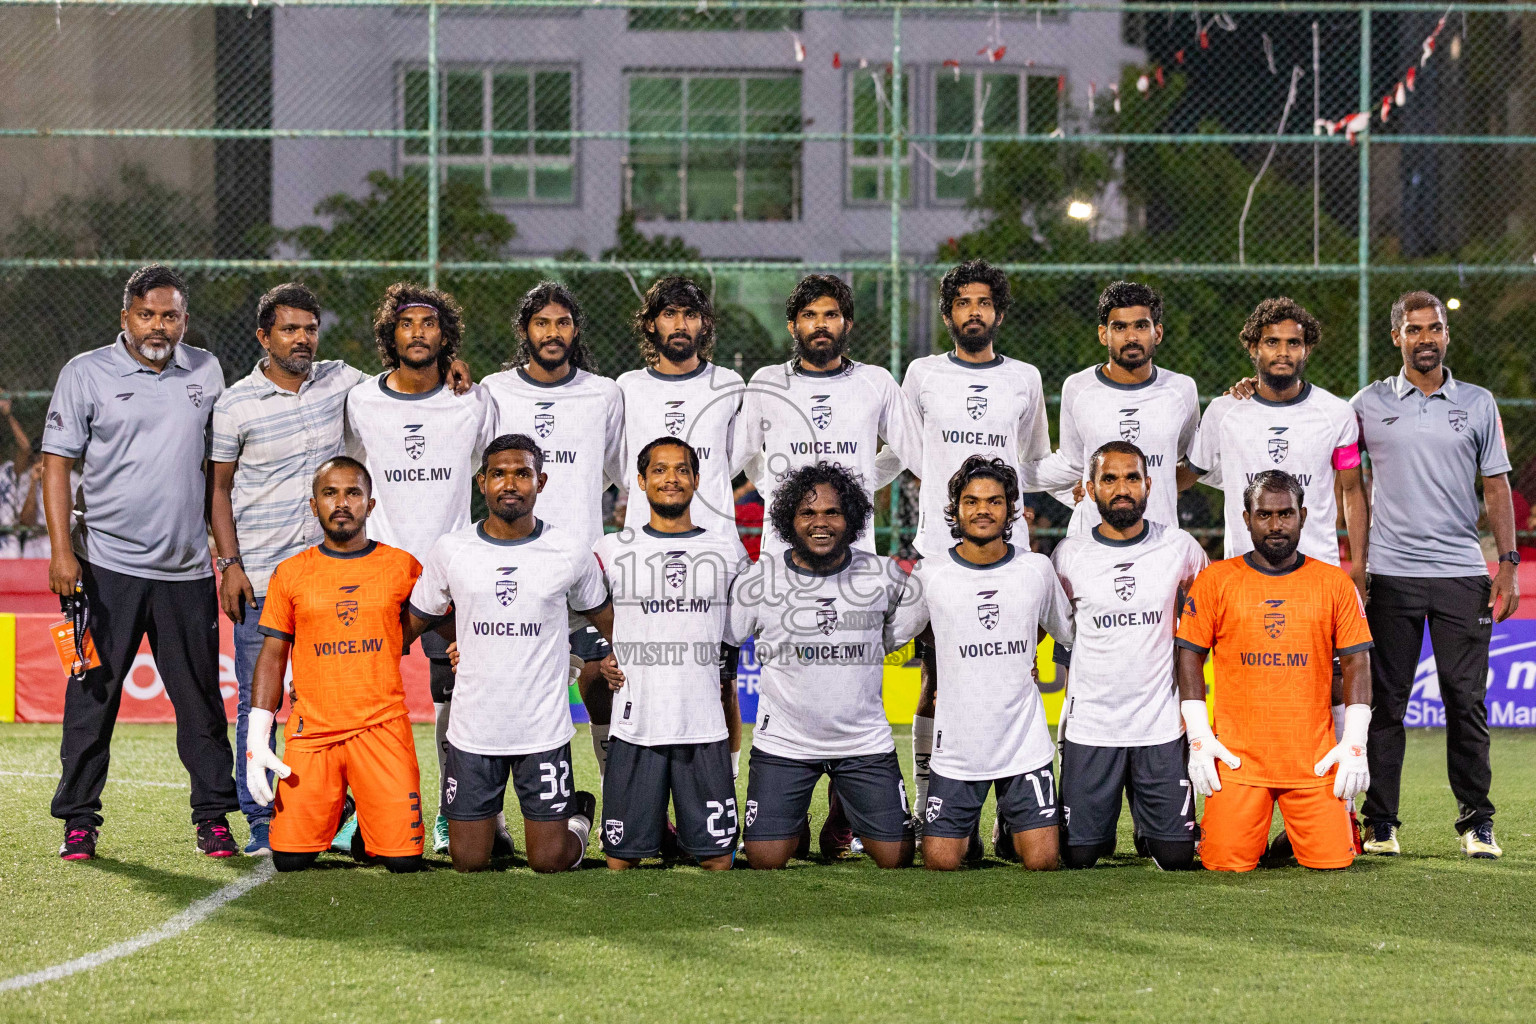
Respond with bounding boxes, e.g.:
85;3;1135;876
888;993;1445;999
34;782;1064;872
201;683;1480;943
1188;383;1358;564
596;524;749;746
726;550;906;759
737;359;921;555
343;374;497;563
481;365;625;550
888;546;1074;781
1050;521;1207;747
900;353;1051;558
617;362;746;537
1019;365;1200;537
409;519;609;756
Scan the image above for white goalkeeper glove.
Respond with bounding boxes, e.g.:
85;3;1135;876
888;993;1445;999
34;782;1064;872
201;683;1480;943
1182;699;1240;797
245;708;291;807
1314;703;1371;800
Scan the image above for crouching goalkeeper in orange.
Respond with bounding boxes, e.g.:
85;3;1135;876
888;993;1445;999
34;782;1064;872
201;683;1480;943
246;456;437;872
1174;470;1374;872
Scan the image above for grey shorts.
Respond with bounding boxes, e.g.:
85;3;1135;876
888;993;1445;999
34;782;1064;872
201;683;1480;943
442;741;578;822
601;737;737;860
1059;736;1194;847
743;748;912;844
924;762;1059;838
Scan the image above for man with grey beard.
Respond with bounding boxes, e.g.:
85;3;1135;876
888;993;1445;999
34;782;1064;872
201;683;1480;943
44;264;240;861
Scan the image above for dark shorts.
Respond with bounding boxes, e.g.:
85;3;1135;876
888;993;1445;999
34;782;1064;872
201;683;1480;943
744;748;912;844
1060;736;1194;847
570;624;611;663
419;629;451;661
442;741;578;822
601;737;737;860
924;762;1058;838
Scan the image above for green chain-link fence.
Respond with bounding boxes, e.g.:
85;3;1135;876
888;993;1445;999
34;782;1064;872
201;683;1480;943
4;1;1536;551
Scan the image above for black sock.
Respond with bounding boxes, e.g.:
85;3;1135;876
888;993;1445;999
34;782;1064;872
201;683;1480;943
272;851;319;872
1062;840;1115;870
1145;837;1196;871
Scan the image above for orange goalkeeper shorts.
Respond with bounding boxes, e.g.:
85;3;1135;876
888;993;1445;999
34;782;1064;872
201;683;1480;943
1200;782;1354;872
269;714;424;858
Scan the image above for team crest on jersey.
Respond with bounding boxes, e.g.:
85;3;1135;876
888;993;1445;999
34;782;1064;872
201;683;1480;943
1267;437;1289;463
1448;409;1468;433
966;385;989;420
665;552;688;590
977;590;1000;630
496;567;519;606
925;796;944;823
335;599;358;626
185;384;204;408
664;400;687;436
814;597;838;635
810;395;832;431
403;423;426;460
534;401;555;438
1264;611;1286;639
604;819;624;846
1119;408;1140;442
744;800;758;827
1114;563;1136;601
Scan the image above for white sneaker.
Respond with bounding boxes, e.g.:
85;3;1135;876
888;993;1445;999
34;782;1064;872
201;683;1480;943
1460;823;1502;860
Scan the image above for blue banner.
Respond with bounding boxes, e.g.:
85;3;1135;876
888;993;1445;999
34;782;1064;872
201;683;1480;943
1409;619;1536;727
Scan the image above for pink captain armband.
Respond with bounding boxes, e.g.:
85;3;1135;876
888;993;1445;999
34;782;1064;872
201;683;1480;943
1331;442;1361;471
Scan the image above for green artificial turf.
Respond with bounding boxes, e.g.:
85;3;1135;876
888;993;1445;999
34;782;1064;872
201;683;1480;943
0;724;1532;1023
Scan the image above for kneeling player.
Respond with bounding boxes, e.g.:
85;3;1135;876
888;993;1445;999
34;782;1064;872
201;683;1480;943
246;458;426;873
1174;471;1373;872
728;463;914;869
1051;442;1207;870
408;435;608;873
597;437;749;870
889;456;1073;870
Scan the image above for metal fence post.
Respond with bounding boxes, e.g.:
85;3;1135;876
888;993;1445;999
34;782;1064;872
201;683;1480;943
888;5;904;556
1356;5;1370;391
427;0;441;289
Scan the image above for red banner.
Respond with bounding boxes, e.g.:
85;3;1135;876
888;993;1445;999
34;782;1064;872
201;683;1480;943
11;608;436;725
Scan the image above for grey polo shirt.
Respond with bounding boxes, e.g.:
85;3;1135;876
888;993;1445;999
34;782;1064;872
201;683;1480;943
42;335;225;580
1351;368;1511;578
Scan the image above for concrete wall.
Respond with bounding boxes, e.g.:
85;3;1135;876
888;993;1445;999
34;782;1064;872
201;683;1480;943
0;7;217;232
271;7;1143;264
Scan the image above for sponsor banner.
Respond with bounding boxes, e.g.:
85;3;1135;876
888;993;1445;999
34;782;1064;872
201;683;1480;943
11;613;435;724
15;602;1536;729
1409;618;1536;727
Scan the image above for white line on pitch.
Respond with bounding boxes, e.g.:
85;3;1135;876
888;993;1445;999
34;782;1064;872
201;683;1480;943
0;860;275;993
0;770;185;789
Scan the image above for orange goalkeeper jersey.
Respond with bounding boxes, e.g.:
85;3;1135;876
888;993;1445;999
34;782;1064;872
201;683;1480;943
258;541;422;749
1174;553;1372;788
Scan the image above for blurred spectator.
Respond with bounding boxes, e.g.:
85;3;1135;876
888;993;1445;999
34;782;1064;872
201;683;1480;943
734;477;763;562
0;397;35;557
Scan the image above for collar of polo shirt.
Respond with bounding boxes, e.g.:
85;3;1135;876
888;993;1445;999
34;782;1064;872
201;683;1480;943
1392;365;1459;401
114;331;191;376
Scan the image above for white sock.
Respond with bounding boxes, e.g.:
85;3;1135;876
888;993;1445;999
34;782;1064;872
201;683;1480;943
496;811;509;834
591;724;610;784
567;808;593;869
434;701;451;818
912;715;935;816
731;749;741;781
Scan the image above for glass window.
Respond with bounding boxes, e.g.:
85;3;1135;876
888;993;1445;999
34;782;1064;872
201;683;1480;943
847;70;912;204
400;66;575;204
930;69;1060;202
625;73;801;223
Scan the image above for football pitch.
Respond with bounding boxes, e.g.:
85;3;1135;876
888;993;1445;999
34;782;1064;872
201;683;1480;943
0;725;1531;1023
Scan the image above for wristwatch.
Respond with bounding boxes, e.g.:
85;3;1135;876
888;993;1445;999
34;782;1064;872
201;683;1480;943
216;555;243;572
1499;551;1521;566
